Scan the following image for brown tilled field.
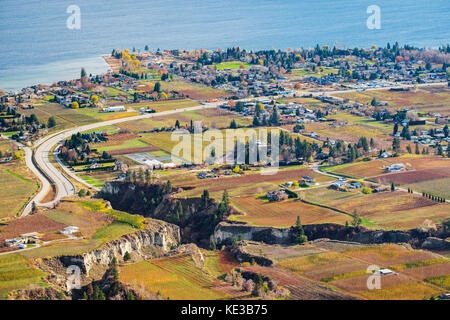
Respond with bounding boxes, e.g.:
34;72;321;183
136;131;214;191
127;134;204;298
373;167;450;185
91;132;142;148
331;156;450;179
343;245;441;266
0;214;66;240
303;261;367;281
44;201;114;238
101;132;138;145
399;263;450;280
217;251;239;274
327;191;448;229
331;159;391;178
230;197;349;227
273;242;448;300
177;167;334;199
140;80;232;101
242;265;357;300
107;146;158;156
384;156;450;170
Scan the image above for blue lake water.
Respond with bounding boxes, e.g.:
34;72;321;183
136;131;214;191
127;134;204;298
0;0;449;91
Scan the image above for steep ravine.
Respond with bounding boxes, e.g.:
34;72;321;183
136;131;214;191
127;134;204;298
9;218;181;300
58;219;181;275
212;222;450;250
100;181;235;248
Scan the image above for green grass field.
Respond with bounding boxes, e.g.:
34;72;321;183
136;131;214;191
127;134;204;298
300;187;362;205
146;150;171;158
95;138;149;153
290;67;337;78
0;166;39;218
406;178;450;199
328;112;393;134
19;239;100;260
215;61;251;70
93;221;135;242
82;125;120;135
117;108;251;133
79;171;119;188
78;201;145;229
126;99;199;112
0;254;47;299
20;103;100;131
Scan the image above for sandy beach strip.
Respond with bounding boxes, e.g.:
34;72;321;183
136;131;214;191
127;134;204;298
102;54;121;74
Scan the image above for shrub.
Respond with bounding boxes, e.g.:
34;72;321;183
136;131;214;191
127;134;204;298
295;234;308;244
242;279;255;292
284;188;298;199
362;187;372;194
124;251;131;261
108;210;145;229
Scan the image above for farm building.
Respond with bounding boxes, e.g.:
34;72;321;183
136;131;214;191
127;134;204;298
330;180;346;190
284;181;293;187
379;151;392;158
299;176;316;186
348;181;362;189
4;232;42;248
378;268;396;276
101;106;126;112
438;293;450;300
60;226;79;235
266;190;288;202
374;186;389;193
386;163;405;173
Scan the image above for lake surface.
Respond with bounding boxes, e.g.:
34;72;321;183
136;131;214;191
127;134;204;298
0;0;449;91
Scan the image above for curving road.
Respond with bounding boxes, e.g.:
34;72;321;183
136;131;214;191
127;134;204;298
21;81;447;216
22;102;222;216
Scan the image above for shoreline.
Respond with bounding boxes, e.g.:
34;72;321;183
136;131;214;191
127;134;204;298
102;54;121;74
0;55;111;93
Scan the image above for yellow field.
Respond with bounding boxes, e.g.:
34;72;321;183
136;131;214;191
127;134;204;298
230;196;349;228
0;139;12;155
139;127;278;163
0;254;47;299
276;243;448;300
125;99;199;112
327;191;449;230
333;86;450;115
0;162;39;218
139;79;231;101
119;254;227;300
359;281;441;300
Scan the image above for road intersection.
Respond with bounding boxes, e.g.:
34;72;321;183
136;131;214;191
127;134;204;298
22;102;221;216
20;82;448;216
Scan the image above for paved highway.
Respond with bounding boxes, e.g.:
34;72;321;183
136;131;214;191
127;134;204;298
22;102;221;216
21;81;447;216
